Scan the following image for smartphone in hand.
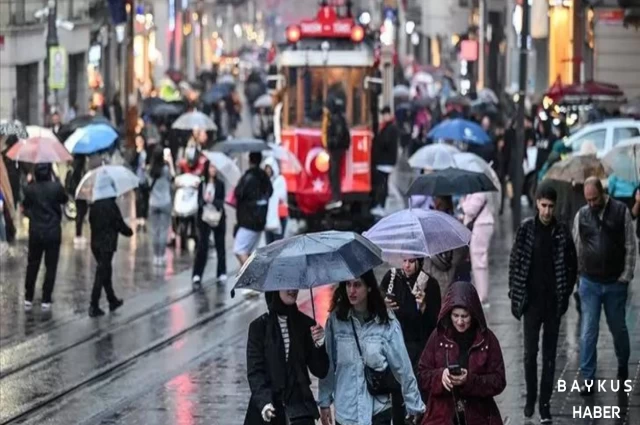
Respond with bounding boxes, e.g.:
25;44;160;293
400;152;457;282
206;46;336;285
448;364;462;376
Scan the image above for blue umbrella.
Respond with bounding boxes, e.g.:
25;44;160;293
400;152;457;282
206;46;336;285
428;118;491;145
64;124;118;155
202;83;234;105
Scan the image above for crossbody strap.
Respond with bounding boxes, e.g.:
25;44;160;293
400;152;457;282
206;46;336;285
349;317;364;359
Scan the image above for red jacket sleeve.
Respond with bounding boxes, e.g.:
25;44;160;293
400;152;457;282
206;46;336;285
417;331;446;397
459;331;506;398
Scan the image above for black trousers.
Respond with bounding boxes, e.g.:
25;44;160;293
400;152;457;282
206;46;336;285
329;149;345;202
373;169;390;209
193;219;227;278
76;200;88;237
24;233;61;303
523;303;560;407
91;248;118;307
135;188;149;219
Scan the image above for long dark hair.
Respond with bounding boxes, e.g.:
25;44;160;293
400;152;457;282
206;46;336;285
202;160;217;182
329;270;390;323
149;145;165;179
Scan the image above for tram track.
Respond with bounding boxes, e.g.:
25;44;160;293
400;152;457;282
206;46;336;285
0;274;252;425
0;273;224;380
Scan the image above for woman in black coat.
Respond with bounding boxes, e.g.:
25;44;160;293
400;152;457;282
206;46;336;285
245;290;329;425
380;257;442;425
192;160;227;286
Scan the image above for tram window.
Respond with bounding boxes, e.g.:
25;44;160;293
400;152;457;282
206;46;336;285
350;68;365;126
287;67;297;126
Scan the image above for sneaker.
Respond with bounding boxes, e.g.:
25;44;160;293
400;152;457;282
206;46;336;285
109;298;123;312
192;276;202;289
217;274;228;284
41;302;51;312
88;306;105;317
579;384;593;397
539;404;552;423
24;300;33;311
369;206;385;217
325;200;343;210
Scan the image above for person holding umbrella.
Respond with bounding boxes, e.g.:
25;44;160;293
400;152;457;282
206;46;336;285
319;270;425;425
244;290;329;425
22;163;68;311
77;166;137;317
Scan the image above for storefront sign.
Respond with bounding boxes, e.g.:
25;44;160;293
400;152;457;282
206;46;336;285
48;46;67;90
460;40;478;61
596;9;625;24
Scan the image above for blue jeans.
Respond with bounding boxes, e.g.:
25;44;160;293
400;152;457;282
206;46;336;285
579;276;630;380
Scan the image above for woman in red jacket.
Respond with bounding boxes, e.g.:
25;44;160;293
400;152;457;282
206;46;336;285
417;281;506;425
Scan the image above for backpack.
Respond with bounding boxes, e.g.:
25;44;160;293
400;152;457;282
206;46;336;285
328;113;350;151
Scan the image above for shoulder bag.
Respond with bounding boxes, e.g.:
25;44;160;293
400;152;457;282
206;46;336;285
350;317;400;396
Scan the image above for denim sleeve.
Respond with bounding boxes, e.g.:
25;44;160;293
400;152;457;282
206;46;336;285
572;212;583;273
318;314;335;408
384;319;425;415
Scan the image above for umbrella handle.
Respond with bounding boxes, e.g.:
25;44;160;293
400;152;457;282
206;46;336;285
310;287;316;321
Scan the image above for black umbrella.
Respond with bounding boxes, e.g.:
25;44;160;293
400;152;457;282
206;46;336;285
232;231;383;318
407;167;498;197
147;102;184;119
213;137;269;155
141;97;167;114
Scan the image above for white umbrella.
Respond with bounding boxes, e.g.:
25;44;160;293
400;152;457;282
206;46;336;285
75;165;139;202
451;152;501;192
253;94;273;109
172;111;217;131
266;142;302;173
203;151;242;186
26;126;57;140
408;143;460;169
393;85;411;98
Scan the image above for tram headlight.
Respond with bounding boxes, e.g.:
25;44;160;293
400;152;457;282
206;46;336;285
315;151;330;173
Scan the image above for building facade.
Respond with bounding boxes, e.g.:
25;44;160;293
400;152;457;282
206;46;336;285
0;0;92;124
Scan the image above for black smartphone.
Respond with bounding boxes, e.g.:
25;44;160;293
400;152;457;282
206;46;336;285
385;292;397;302
448;364;462;376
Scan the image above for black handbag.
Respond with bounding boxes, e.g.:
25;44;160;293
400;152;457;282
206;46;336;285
350;317;400;396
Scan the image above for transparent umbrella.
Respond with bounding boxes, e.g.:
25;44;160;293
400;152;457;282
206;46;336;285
233;230;383;318
75;165;139;202
363;209;471;265
203;151;241;186
172;111;217;131
602;137;640;182
408;143;460;169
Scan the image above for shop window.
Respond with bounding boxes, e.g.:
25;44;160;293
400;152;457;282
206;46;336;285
571;129;606;153
613;127;640;146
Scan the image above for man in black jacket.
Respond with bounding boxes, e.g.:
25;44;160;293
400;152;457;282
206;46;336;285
573;177;636;395
233;152;273;266
88;196;133;317
370;106;398;217
324;98;350;210
508;183;577;423
23;163;68;311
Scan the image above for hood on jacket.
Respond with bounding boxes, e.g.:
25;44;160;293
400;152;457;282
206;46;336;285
437;281;487;332
263;156;280;179
34;163;52;182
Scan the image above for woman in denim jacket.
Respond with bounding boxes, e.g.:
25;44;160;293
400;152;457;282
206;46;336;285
319;270;425;425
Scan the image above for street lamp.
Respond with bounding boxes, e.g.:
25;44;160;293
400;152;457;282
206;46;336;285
359;12;371;26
